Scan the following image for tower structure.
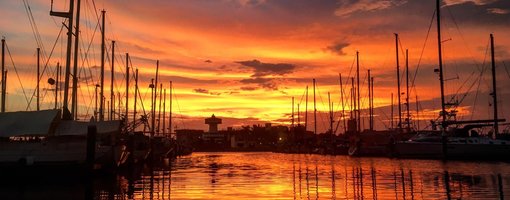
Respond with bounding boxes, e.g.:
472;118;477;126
205;114;222;133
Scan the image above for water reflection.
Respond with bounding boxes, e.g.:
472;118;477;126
1;152;510;199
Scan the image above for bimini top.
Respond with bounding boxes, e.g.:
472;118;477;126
54;120;122;136
0;109;61;137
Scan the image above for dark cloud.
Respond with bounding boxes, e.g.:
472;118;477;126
240;86;259;91
236;59;296;77
193;88;209;94
240;77;279;90
193;88;222;96
325;41;350;55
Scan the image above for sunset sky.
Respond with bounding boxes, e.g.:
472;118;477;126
1;0;509;132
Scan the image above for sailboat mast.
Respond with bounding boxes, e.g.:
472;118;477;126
94;84;98;120
406;49;410;131
371;77;374;130
490;34;499;136
37;48;40;111
50;0;74;118
110;41;115;121
133;69;138;131
395;33;402;131
153;60;159;136
163;88;166;135
158;83;163;135
313;79;317;135
367;69;371;131
1;38;5;113
356;52;360;132
351;78;355;122
297;104;300;126
2;71;6;110
305;85;308;131
328;92;333;134
169;81;172;134
117;92;121;120
150;78;155;136
99;10;106;121
125;53;129;122
436;0;447;131
55;63;60;109
339;73;346;133
71;0;81;119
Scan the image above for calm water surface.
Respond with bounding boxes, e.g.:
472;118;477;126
3;152;510;199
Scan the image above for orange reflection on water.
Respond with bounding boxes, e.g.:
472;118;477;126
118;152;510;200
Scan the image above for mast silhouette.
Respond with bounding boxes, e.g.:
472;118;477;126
356;52;360;132
50;0;74;118
2;71;6;111
71;0;81;119
367;69;371;131
158;83;163;135
305;85;308;131
152;60;159;136
339;73;346;134
395;33;402;131
351;78;355;131
406;49;411;131
490;34;499;137
313;79;317;135
55;62;60;109
125;53;129;123
328;92;333;134
133;69;138;131
99;10;106;121
94;84;98;120
110;41;115;121
370;77;374;130
150;78;155;135
297;104;300;126
1;38;5;113
435;0;448;157
169;81;172;134
436;0;447;132
163;88;166;135
36;48;40;111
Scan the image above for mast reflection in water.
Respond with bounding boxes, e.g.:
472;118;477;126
1;152;509;199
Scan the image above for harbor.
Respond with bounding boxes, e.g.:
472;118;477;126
1;0;510;199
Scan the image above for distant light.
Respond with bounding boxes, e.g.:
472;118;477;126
279;137;282;141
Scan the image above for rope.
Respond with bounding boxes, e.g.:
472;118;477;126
4;42;30;107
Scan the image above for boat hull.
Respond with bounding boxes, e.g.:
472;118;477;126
395;142;510;160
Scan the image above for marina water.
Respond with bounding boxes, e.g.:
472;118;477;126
2;152;510;199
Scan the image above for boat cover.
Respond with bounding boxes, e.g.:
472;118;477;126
55;120;122;136
0;109;60;137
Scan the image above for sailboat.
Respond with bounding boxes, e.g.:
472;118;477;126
394;0;509;160
0;110;125;168
0;0;128;169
